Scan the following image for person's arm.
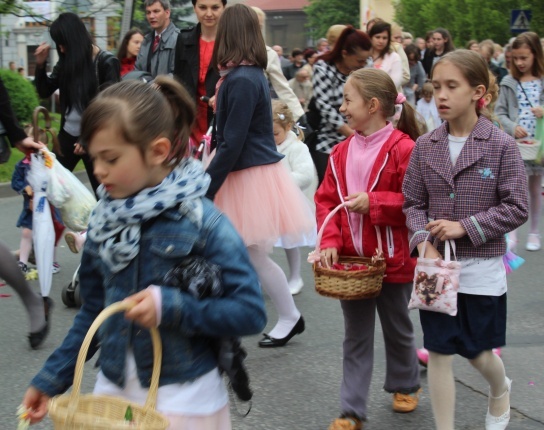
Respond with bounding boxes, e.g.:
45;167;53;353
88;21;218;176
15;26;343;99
368;139;415;226
312;62;352;135
494;85;517;137
386;52;403;90
394;43;411;86
0;77;28;144
459;137;529;246
402;139;433;255
266;48;305;121
159;212;267;337
205;73;259;199
34;60;61;99
287;142;316;190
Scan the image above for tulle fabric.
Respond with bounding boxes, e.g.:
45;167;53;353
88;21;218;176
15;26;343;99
213;162;316;249
165;405;231;430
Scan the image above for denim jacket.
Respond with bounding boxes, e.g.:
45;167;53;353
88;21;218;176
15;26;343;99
30;198;266;397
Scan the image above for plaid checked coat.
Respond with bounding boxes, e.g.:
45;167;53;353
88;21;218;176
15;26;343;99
402;116;528;258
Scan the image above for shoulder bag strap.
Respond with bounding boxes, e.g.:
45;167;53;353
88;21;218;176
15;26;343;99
516;79;535;108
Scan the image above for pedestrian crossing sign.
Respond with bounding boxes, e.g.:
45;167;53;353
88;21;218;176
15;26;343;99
510;10;531;33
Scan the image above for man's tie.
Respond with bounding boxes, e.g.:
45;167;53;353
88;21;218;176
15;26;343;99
152;35;160;53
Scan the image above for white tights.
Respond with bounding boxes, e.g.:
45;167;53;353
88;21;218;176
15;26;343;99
428;351;509;430
247;245;301;339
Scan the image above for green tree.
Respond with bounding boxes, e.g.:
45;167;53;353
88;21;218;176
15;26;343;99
304;0;360;40
396;0;541;47
0;69;39;124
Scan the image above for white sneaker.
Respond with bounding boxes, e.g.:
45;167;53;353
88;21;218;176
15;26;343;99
525;234;541;252
288;279;304;295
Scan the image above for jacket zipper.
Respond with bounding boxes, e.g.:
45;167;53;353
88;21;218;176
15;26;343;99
386;226;394;258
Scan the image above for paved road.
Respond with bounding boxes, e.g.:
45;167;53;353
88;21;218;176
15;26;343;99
0;191;543;429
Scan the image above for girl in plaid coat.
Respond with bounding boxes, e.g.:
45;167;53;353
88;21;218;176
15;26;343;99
403;50;529;430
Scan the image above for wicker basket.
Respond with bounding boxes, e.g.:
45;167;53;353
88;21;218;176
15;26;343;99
516;139;540;161
309;202;386;300
48;302;169;430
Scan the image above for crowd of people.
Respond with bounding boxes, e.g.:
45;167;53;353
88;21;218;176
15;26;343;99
0;1;542;429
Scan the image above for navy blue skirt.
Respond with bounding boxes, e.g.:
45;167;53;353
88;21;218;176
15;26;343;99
420;292;507;359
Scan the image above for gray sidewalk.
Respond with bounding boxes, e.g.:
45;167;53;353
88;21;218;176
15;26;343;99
0;189;543;429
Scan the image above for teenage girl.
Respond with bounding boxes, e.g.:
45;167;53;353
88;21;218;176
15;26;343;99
117;28;144;77
206;4;315;348
368;21;403;92
272;99;318;295
495;31;544;252
21;77;266;429
403;50;528;430
315;68;421;430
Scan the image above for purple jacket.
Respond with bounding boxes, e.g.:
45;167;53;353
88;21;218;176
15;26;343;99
402;116;528;258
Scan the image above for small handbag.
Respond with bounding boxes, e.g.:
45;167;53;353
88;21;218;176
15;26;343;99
408;235;461;316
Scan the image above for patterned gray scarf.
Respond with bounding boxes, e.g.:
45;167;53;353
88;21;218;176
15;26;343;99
88;158;210;273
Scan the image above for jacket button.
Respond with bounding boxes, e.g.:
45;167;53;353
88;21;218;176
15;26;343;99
165;245;174;253
449;193;455;199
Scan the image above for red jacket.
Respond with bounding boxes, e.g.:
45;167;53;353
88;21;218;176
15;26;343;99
315;129;416;284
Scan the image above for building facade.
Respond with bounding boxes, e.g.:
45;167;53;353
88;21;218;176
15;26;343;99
0;0;120;76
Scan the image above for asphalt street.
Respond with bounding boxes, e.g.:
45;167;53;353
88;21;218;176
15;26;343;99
0;186;543;429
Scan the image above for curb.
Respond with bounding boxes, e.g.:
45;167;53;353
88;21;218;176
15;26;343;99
0;170;90;199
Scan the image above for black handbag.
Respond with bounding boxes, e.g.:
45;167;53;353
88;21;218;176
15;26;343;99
163;256;253;403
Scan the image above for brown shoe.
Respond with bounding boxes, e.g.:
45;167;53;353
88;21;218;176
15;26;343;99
393;388;422;413
328;416;363;430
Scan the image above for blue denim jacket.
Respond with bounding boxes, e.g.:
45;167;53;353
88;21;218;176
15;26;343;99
30;198;266;397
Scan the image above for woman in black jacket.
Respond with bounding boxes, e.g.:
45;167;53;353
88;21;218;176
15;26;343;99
173;0;225;146
34;13;120;192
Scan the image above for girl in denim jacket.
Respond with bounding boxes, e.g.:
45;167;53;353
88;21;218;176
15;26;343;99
22;77;266;430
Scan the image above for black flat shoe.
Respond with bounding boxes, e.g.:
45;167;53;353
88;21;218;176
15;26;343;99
258;316;305;348
28;321;49;349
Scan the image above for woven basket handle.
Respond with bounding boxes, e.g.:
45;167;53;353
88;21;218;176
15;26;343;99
68;302;162;415
32;106;62;156
308;202;383;263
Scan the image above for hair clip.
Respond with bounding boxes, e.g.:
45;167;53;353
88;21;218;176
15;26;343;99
277;113;285;120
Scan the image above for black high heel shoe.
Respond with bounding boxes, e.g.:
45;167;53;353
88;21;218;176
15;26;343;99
258;316;305;348
28;297;54;349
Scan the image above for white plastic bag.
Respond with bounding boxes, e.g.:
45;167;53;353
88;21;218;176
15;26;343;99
45;150;97;231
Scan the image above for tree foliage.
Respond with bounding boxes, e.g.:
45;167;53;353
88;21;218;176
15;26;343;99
0;69;39;123
304;0;360;40
396;0;543;47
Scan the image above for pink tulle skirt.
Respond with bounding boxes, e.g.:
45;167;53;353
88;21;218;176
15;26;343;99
214;162;316;249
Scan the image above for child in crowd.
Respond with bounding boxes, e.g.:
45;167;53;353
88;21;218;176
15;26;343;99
272;99;318;295
205;5;315;348
11;155;61;274
403;50;528;430
495;31;544;252
22;77;266;429
416;71;504;367
416;82;441;131
315;68;421;430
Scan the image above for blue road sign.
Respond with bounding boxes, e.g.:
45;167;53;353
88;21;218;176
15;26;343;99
511;10;531;33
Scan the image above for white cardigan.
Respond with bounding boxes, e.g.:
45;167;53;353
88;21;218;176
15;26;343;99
276;130;318;208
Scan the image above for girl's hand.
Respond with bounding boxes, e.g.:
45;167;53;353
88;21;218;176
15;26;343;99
320;247;338;269
73;143;86;155
530;106;544;118
21;386;50;424
345;192;369;214
416;241;442;259
124;289;157;328
24;185;33;197
34;43;50;66
514;125;528;139
426;219;466;241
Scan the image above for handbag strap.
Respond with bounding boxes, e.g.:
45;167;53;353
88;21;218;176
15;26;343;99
420;232;457;262
516;79;535;108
